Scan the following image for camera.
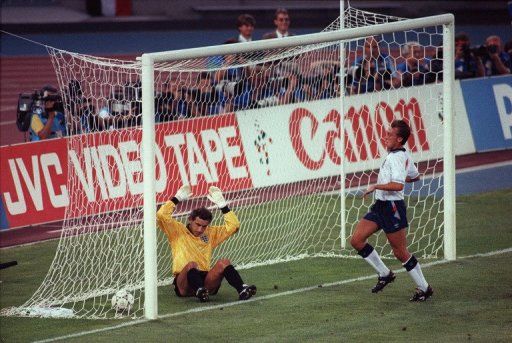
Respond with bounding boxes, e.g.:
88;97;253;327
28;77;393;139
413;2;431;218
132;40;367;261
468;45;489;58
16;87;64;132
214;79;245;96
16;91;40;131
17;92;38;113
110;86;132;115
268;76;289;91
487;44;498;54
40;85;64;112
114;82;142;117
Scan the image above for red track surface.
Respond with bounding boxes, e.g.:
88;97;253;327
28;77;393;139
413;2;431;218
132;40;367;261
1;150;511;249
0;56;58;146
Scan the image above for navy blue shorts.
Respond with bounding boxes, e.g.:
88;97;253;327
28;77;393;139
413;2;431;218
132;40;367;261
172;271;208;297
172;271;220;297
363;200;408;233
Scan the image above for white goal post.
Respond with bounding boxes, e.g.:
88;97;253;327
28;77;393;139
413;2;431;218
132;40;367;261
140;13;456;319
0;8;455;321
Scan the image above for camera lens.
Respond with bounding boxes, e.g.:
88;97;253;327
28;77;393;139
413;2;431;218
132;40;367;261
487;45;498;54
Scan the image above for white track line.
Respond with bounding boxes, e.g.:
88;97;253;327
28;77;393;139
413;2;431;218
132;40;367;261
456;160;512;173
34;247;512;343
0;119;17;126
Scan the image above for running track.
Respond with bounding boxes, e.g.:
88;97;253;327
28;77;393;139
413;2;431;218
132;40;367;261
0;55;134;146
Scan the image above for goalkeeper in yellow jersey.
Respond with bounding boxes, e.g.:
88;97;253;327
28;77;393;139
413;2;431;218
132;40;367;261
157;185;256;302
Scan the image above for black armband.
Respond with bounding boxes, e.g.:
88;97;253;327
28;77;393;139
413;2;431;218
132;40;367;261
171;197;180;205
221;206;230;214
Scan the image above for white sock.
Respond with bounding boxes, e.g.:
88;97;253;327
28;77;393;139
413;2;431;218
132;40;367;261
404;257;429;292
364;249;390;277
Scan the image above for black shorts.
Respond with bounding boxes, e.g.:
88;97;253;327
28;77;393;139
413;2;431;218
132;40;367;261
172;270;220;297
363;200;408;233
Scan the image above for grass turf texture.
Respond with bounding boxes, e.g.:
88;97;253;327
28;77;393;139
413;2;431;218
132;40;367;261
1;189;511;342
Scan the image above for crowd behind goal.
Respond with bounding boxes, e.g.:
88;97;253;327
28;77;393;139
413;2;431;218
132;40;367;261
64;38;432;134
21;9;512;140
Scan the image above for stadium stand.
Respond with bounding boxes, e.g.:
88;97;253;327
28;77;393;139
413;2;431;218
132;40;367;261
1;0;509;145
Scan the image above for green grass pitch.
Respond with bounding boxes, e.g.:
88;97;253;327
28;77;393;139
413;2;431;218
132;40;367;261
1;189;511;342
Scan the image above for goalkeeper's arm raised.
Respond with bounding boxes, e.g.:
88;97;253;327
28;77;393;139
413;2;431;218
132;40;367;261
207;186;240;245
207;186;230;213
172;184;193;203
156;184;193;231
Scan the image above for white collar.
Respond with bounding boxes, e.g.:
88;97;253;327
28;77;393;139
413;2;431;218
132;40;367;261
238;34;252;42
276;30;289;38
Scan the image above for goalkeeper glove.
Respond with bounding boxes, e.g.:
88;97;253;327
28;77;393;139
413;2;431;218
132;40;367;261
174;184;193;202
207;186;228;209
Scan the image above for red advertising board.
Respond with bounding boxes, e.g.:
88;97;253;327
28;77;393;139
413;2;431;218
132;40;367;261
0;139;68;228
0;114;252;229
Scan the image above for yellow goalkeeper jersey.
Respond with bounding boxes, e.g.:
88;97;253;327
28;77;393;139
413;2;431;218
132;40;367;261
156;201;240;275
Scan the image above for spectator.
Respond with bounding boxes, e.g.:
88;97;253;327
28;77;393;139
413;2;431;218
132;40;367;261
454;32;484;79
211;15;258;112
174;86;193;118
262;8;294;39
256;59;305;107
505;39;512;62
188;72;223;116
29;85;66;141
92;83;141;131
124;80;142;126
396;41;430;87
155;81;177;122
225;14;256;43
424;46;444;84
156;76;199;120
260;71;297;106
349;36;396;94
249;63;272;106
207;14;255;73
65;80;97;134
294;75;317;102
480;35;511;76
107;84;139;129
213;52;254;112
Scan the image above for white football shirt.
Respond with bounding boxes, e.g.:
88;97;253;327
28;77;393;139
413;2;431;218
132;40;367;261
375;148;419;201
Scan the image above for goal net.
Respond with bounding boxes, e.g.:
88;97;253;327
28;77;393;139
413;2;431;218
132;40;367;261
0;6;454;319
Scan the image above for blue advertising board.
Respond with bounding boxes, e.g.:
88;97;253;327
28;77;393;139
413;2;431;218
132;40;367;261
460;75;512;152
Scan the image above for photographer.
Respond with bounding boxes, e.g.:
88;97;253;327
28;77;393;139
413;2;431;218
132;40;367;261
29;86;66;141
396;41;430;88
104;83;141;130
480;35;511;76
350;36;397;94
65;80;97;134
454;32;484;79
505;40;512;62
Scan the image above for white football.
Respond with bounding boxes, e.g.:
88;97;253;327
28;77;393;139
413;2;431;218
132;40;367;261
111;289;134;313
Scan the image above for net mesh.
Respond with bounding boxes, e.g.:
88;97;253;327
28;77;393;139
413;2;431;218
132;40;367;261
1;6;447;319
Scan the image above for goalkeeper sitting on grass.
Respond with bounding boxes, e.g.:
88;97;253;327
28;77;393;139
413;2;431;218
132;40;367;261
157;185;256;303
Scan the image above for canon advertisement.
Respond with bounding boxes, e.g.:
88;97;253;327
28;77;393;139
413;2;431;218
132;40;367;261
2;77;509;230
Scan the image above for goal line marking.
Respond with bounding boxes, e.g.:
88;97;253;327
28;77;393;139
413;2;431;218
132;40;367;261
35;247;512;343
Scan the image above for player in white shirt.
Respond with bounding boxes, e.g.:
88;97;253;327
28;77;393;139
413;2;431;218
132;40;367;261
350;120;433;302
